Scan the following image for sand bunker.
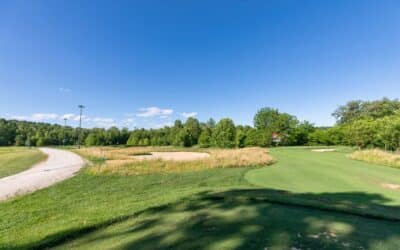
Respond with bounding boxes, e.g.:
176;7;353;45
312;149;336;152
381;183;400;190
132;152;210;161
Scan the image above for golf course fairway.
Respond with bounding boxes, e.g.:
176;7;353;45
246;147;400;206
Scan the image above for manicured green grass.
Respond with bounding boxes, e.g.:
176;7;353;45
0;147;47;178
1;146;400;249
246;147;400;207
0;168;251;249
52;190;400;250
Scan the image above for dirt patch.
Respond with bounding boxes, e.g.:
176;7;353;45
132;152;210;161
381;183;400;190
312;149;336;152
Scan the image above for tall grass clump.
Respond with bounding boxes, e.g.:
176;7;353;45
349;149;400;169
76;147;274;175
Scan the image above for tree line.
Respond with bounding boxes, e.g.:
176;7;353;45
0;119;129;147
1;98;399;149
0;107;315;148
109;108;315;148
309;98;400;150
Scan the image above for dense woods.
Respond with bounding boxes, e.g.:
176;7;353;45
1;98;400;149
0;119;129;147
126;111;314;148
310;98;400;150
0;108;314;148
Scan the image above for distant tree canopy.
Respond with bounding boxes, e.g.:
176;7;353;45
254;107;298;133
308;97;400;150
0;119;129;147
6;98;400;150
332;98;400;124
0;107;319;148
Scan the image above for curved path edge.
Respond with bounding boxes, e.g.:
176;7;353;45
0;147;85;201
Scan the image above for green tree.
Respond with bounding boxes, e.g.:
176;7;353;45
85;133;99;146
198;128;212;148
286;121;315;145
175;129;191;147
206;118;216;128
345;118;378;149
333;98;400;124
0;119;16;146
212;118;236;148
183;117;201;146
254;107;298;135
235;126;247;148
308;129;329;145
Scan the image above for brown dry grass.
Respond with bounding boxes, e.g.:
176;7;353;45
349;149;400;169
74;146;274;175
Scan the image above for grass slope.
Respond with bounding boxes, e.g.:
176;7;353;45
246;147;400;207
53;191;400;250
1;147;400;249
0;168;251;249
0;147;47;178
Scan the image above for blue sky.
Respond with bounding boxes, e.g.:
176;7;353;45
1;0;399;128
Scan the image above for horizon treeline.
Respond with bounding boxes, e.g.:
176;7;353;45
1;97;400;150
0;108;314;148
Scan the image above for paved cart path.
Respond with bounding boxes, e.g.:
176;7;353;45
0;148;84;201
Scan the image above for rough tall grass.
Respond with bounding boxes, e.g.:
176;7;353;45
75;147;274;175
349;149;400;169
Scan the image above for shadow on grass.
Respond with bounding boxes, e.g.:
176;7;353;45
4;189;400;250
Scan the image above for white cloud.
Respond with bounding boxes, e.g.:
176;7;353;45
136;107;173;118
87;117;117;128
122;118;135;125
32;113;59;121
181;112;197;118
59;87;71;93
61;113;81;121
8;113;115;128
9;115;30;121
91;117;114;123
125;118;135;122
9;113;59;122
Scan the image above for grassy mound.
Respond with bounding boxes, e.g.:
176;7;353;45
0;147;47;178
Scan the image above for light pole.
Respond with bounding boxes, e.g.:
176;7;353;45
63;118;67;146
78;105;85;148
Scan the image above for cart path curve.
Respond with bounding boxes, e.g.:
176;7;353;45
0;147;85;201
